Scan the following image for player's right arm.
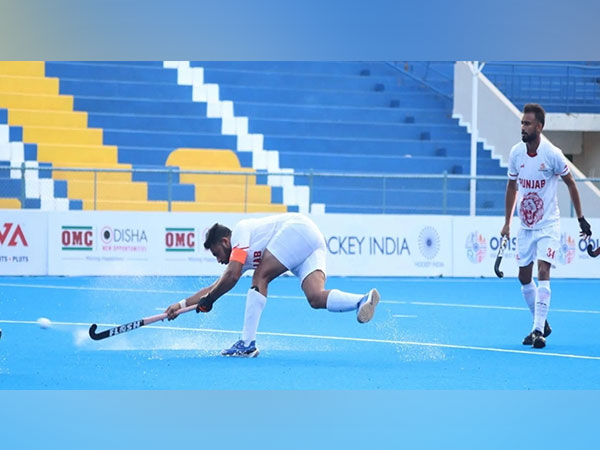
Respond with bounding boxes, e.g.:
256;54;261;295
502;148;519;238
502;179;518;238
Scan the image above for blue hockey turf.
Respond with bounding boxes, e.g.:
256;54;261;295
1;276;599;389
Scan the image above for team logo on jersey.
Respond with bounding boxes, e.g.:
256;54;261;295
539;163;546;171
465;231;487;264
519;192;544;226
418;227;440;260
558;233;576;265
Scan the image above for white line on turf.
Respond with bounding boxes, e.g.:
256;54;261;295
2;282;600;314
392;314;418;318
0;282;302;299
1;319;599;361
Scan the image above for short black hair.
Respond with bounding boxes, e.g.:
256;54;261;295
523;103;545;127
203;223;231;249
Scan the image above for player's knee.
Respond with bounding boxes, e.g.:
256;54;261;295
518;274;532;285
538;269;550;280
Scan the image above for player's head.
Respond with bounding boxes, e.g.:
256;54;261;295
204;223;232;264
521;103;545;143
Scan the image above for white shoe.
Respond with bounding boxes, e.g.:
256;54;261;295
357;288;380;323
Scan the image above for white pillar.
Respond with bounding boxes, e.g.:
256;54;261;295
469;61;485;216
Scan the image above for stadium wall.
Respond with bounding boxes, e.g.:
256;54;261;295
1;210;598;278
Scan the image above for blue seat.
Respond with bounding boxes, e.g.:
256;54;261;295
45;60;513;214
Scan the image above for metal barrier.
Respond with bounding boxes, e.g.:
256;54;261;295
482;62;600;113
1;164;599;216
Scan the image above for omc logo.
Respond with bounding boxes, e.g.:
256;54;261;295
61;226;93;250
558;232;576;265
0;223;28;247
418;227;440;260
165;228;195;252
465;231;487;264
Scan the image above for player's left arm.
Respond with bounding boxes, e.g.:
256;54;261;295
562;172;592;237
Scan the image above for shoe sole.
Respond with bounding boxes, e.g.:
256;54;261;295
221;349;260;358
357;289;380;324
533;338;546;349
523;321;552;345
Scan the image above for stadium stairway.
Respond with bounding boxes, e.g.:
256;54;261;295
0;61;287;212
0;61;169;211
184;61;506;215
0;106;79;210
42;61;291;212
1;61;508;215
164;148;285;212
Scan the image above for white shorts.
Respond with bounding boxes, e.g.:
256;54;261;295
266;215;327;283
516;222;560;267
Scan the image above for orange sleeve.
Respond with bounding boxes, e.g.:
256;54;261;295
230;247;248;264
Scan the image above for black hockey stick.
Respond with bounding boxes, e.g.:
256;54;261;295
494;235;508;278
89;305;196;341
587;243;600;258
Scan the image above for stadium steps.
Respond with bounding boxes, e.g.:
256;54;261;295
0;61;167;211
44;61;289;213
164;148;286;212
187;61;505;214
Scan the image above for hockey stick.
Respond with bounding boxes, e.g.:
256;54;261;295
588;243;600;258
494;235;508;278
89;304;197;341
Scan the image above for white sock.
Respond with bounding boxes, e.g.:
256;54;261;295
241;288;267;345
326;289;363;312
521;281;537;318
533;280;551;333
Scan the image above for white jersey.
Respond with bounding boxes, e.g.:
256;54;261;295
508;139;569;230
230;213;316;273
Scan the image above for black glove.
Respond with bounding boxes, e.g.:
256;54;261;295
196;293;215;313
578;216;592;237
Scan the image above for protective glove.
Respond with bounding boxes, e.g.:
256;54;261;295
578;216;592;238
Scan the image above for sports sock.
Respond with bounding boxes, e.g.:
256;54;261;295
521;281;537;318
241;288;267;345
533;280;551;333
326;289;363;312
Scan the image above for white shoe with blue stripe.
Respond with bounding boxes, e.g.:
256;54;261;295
221;340;260;358
357;288;380;323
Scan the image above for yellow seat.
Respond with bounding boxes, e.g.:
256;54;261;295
0;75;59;95
0;61;166;211
0;61;45;77
9;109;88;127
0;92;73;111
166;148;286;212
0;198;21;209
37;144;118;165
171;202;286;213
23;126;103;146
